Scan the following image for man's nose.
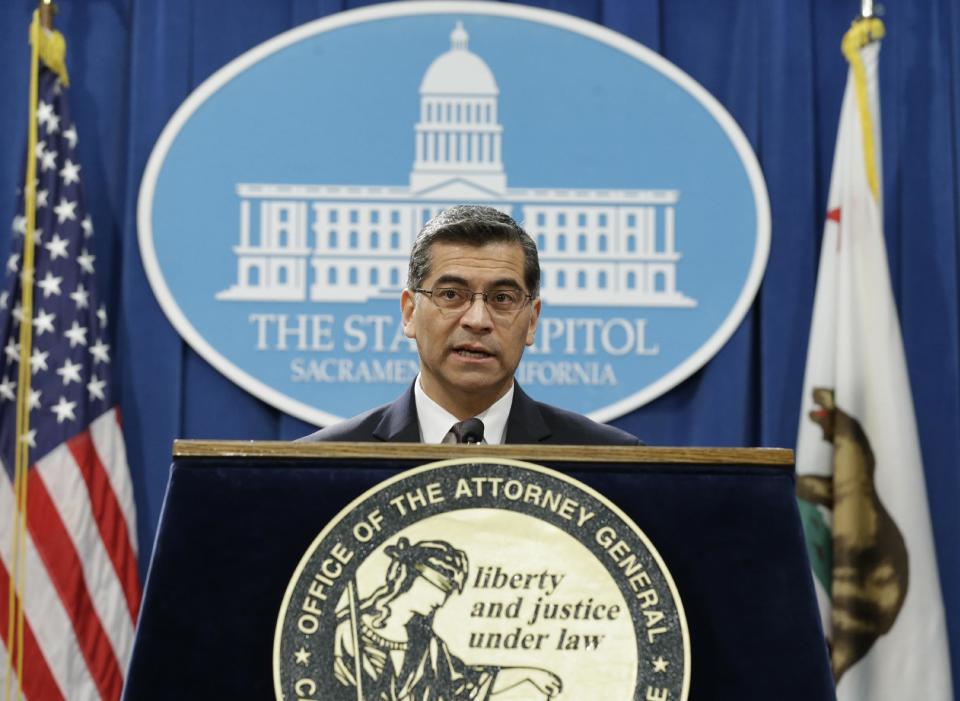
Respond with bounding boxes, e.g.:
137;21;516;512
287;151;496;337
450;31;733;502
460;294;493;328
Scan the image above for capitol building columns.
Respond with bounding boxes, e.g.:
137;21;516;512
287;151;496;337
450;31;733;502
410;22;507;194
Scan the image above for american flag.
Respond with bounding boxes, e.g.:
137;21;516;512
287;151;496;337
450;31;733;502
0;61;140;700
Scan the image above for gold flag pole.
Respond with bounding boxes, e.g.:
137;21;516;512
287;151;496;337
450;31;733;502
5;3;59;699
5;5;39;696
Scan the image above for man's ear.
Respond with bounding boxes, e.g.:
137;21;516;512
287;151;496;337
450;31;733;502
401;289;417;339
525;298;541;346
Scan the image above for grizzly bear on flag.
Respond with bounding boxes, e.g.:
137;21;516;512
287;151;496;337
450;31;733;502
797;387;908;681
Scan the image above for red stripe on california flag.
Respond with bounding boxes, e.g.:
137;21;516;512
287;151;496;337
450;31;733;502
0;556;67;701
67;430;141;622
26;468;125;701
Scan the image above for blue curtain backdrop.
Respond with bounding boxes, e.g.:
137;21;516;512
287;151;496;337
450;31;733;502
1;0;958;688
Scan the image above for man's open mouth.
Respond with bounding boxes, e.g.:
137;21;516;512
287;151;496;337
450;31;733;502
454;347;494;359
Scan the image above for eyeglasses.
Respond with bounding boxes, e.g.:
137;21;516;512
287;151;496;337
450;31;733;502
414;287;534;314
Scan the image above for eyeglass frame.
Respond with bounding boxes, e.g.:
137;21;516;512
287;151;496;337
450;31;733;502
412;286;536;315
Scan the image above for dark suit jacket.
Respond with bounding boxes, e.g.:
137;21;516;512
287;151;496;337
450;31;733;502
299;382;641;445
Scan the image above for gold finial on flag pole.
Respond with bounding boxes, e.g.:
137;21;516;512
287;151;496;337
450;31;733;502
39;0;56;29
841;9;886;202
33;0;70;86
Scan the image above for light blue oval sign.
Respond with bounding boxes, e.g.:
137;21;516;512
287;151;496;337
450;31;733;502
139;1;769;426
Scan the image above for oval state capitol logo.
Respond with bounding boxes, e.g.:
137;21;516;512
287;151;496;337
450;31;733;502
138;2;770;425
273;459;690;700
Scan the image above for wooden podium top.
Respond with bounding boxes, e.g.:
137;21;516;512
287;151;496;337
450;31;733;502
172;439;794;467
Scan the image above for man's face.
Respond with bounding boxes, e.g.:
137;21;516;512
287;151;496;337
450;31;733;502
402;241;540;419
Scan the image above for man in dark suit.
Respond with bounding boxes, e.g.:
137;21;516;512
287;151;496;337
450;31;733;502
301;205;639;446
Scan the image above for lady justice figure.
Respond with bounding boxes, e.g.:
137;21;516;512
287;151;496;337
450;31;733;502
334;538;563;700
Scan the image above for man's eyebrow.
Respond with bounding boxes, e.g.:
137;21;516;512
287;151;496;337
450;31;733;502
433;275;523;290
433;274;469;287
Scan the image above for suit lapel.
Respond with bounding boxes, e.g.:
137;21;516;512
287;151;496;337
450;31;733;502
372;382;421;442
504;383;551;444
375;381;549;443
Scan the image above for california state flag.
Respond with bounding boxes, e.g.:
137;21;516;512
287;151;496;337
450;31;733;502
794;17;953;700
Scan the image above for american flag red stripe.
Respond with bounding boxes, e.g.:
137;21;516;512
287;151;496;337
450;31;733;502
1;461;101;698
0;558;65;701
36;414;136;654
66;430;140;620
26;461;126;701
91;411;138;561
1;411;136;698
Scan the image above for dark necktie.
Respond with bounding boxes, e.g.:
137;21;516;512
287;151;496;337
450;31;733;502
451;418;485;444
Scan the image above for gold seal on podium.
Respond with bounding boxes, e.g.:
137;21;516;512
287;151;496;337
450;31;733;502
274;458;690;700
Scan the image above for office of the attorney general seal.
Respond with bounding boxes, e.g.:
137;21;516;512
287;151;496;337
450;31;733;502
274;459;690;700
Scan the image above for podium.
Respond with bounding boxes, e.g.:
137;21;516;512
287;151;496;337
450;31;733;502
123;442;835;700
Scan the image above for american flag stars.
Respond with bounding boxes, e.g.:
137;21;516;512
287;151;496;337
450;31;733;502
29;347;49;374
37;270;62;297
18;428;36;448
36;100;59;133
59;159;80;185
77;249;94;273
89;339;110;365
62;124;77;149
49;395;77;423
64;320;87;347
1;73;113;453
39;148;58;173
45;232;69;259
52;196;76;222
55;358;82;385
4;339;19;363
70;281;89;308
27;386;41;411
33;308;55;335
86;373;106;401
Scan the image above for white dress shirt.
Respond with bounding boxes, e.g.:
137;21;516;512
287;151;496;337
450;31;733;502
413;374;513;444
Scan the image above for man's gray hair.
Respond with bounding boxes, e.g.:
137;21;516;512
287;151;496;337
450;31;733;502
406;205;540;297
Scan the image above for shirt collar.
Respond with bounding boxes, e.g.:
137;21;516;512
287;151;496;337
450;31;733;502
413;374;513;444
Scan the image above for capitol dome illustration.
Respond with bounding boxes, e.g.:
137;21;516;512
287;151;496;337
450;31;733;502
412;21;505;195
218;22;695;309
419;22;498;95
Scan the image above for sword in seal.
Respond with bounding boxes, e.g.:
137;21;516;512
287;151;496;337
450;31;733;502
346;579;365;701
